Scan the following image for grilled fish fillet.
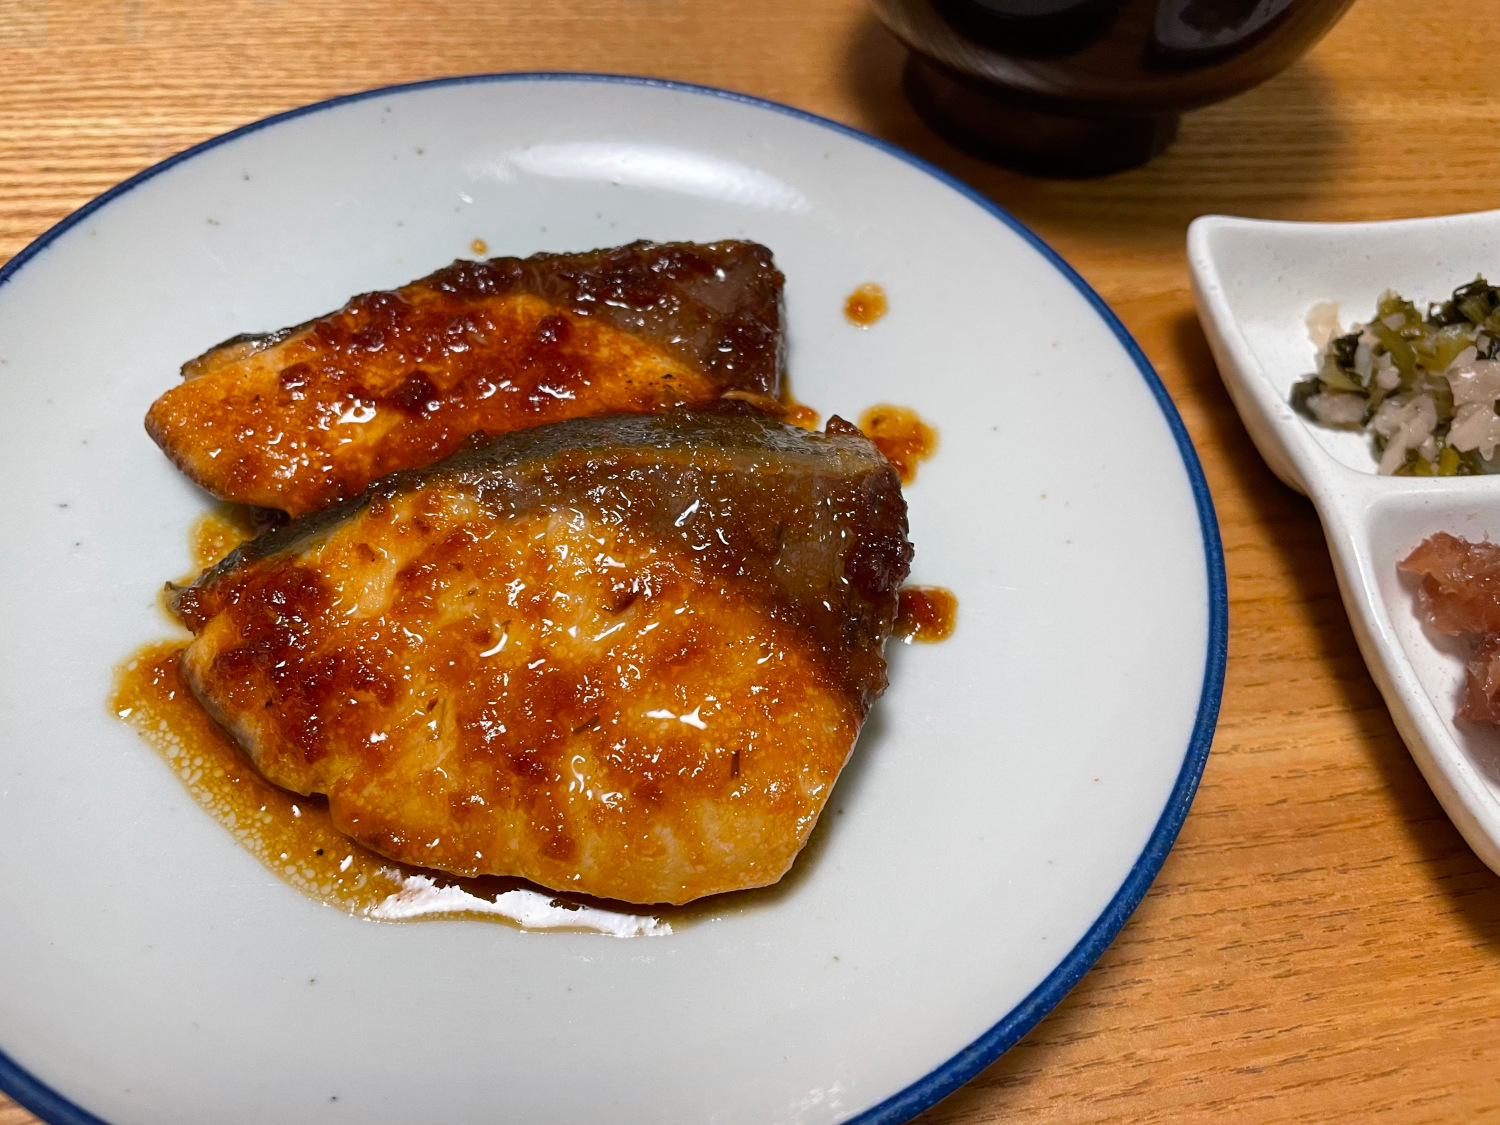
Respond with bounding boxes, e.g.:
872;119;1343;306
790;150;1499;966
146;241;784;517
171;409;912;904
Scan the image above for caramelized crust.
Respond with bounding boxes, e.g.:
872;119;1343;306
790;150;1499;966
173;410;911;904
146;241;784;517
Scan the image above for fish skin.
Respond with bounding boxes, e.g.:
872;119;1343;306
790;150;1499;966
146;241;784;517
172;408;912;904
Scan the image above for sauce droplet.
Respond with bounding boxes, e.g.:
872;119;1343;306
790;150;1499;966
858;404;937;484
471;238;488;256
844;283;887;327
785;403;820;429
782;391;820;430
895;586;957;643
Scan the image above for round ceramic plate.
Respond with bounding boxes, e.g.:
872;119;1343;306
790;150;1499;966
0;75;1225;1125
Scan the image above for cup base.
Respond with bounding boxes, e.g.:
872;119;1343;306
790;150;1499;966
902;54;1179;177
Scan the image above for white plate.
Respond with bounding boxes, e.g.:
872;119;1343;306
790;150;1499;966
1189;210;1500;877
0;75;1224;1125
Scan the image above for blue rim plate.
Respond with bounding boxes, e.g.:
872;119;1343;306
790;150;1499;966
0;73;1225;1125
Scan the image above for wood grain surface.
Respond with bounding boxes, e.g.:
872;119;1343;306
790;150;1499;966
3;1;1500;1122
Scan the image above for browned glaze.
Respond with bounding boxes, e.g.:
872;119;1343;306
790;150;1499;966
146;241;785;516
470;238;488;256
113;642;674;934
844;283;888;326
170;410;912;905
895;585;957;643
114;641;841;932
858;404;937;484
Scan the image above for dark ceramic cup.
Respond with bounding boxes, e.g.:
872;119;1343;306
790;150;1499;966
871;0;1357;175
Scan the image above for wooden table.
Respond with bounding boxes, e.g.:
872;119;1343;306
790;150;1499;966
3;2;1499;1122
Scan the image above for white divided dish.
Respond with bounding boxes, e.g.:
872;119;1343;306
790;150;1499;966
0;75;1224;1125
1189;210;1500;875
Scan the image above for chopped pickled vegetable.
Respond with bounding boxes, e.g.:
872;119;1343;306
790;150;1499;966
1292;277;1500;474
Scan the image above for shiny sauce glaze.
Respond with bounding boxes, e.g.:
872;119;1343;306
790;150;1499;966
895;586;957;643
128;507;682;934
113;642;674;936
170;412;910;905
844;283;888;327
146;241;785;517
113;635;836;933
117;408;908;926
858;404;937;484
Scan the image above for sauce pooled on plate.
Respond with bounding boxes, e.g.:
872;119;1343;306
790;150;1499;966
859;404;937;484
895;586;957;643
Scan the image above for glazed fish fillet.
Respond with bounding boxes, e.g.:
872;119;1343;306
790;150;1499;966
171;409;912;904
147;241;784;517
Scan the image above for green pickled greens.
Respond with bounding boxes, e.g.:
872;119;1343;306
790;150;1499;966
1291;276;1500;475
